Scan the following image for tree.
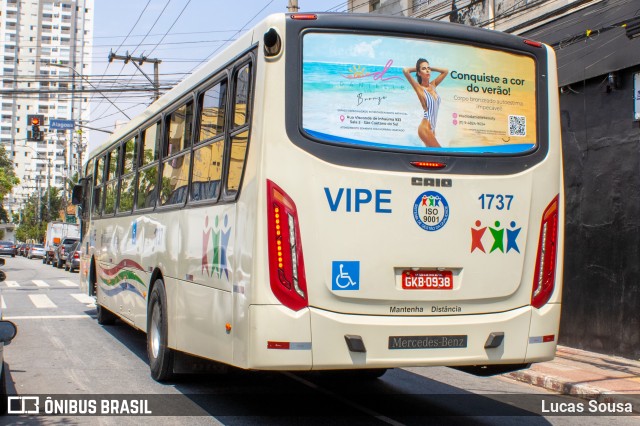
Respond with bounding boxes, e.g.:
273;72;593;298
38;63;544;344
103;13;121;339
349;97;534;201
15;186;63;242
0;145;19;223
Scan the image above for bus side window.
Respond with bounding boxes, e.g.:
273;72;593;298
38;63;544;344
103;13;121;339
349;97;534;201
227;131;248;194
191;80;227;203
140;122;160;166
93;155;105;216
233;64;251;127
118;135;137;213
104;145;120;215
198;80;227;143
167;101;193;156
160;152;191;206
160;101;193;207
191;141;223;202
136;122;161;210
226;63;252;197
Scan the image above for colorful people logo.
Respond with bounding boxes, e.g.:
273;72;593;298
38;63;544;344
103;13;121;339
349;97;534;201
202;214;231;279
471;220;521;254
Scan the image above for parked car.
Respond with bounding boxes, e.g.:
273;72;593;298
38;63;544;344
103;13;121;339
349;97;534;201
64;241;81;272
0;258;17;414
53;237;79;268
0;241;16;257
28;244;46;259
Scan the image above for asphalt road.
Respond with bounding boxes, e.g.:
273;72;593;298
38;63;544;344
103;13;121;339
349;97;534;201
0;255;636;425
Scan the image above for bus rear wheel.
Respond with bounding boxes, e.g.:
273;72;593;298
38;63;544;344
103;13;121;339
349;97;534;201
96;304;117;325
147;279;174;382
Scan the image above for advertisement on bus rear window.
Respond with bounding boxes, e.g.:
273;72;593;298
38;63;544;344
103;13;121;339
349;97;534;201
302;33;537;154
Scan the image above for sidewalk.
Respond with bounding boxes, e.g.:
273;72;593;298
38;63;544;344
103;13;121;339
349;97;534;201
506;345;640;412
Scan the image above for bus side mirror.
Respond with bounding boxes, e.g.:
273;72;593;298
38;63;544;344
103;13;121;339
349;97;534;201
71;184;83;205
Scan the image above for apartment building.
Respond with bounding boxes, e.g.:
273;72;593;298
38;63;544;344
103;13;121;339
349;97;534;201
0;0;93;216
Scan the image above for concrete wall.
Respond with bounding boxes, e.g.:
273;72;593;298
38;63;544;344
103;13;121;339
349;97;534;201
559;66;640;358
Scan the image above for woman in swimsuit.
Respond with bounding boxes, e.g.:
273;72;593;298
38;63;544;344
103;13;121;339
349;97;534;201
403;59;449;147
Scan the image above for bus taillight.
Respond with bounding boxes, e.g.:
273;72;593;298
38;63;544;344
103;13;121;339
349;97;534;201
531;195;560;309
267;180;308;311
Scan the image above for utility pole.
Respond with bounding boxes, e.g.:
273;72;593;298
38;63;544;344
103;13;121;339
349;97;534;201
36;178;41;224
287;0;299;12
108;51;162;101
46;160;51;221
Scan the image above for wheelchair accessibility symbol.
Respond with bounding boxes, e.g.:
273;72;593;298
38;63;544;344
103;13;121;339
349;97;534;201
332;261;360;291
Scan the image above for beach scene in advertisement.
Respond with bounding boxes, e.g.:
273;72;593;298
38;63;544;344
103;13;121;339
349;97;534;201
302;33;538;153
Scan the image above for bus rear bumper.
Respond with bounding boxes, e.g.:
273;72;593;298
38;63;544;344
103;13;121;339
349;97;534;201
248;304;560;370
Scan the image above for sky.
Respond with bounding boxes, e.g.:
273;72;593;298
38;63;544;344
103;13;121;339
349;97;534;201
87;0;351;151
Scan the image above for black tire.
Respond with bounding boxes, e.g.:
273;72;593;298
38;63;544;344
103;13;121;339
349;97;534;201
147;279;174;382
96;303;117;325
64;262;69;271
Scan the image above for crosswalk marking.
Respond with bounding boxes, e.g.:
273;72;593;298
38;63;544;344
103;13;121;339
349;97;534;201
5;281;19;288
59;279;78;287
28;294;57;308
71;294;95;305
1;296;5;309
5;315;91;320
32;280;50;288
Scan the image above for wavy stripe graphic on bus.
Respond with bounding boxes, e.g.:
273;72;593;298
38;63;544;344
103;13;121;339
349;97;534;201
98;259;147;299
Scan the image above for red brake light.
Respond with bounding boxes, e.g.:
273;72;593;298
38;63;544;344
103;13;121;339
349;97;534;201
73;252;80;259
267;180;308;311
410;161;446;170
531;195;560;309
524;39;543;48
290;13;317;20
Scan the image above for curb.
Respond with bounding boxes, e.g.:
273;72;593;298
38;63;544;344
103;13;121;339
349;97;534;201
506;370;640;414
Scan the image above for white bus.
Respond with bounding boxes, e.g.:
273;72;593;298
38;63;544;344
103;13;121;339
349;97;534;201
74;13;564;381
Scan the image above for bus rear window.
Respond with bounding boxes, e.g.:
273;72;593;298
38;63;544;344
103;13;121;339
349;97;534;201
302;33;537;154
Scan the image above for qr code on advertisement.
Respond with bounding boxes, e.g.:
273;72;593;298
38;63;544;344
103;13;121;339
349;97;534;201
508;115;526;136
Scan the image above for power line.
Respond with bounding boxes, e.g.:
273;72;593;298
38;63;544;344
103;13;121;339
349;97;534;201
146;0;192;58
187;0;276;74
114;0;152;55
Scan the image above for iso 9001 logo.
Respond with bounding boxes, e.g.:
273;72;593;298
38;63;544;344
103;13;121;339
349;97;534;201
413;191;449;231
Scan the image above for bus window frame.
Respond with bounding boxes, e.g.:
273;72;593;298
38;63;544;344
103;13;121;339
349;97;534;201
195;76;228;146
157;93;197;211
221;57;254;203
92;154;106;218
115;131;140;216
134;118;163;213
103;144;121;217
83;47;257;217
188;71;230;207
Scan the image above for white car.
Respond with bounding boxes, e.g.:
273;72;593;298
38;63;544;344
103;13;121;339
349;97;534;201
28;244;46;259
0;259;17;414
